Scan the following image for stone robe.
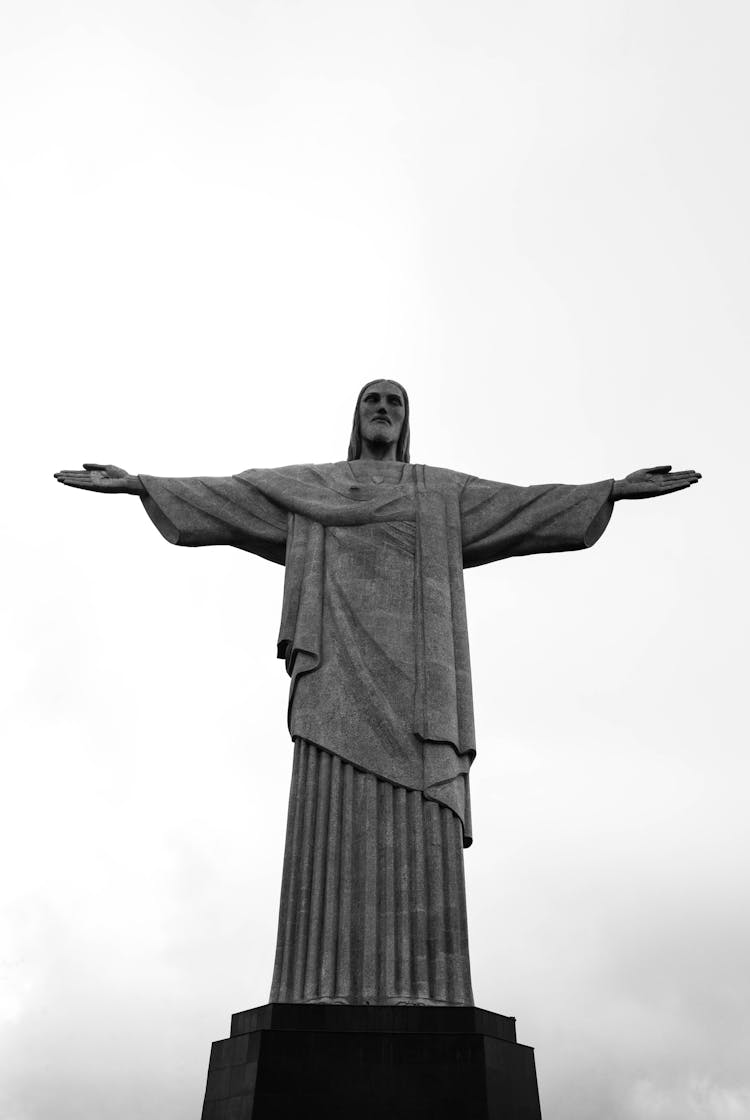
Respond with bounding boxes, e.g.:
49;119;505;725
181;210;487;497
140;460;613;1004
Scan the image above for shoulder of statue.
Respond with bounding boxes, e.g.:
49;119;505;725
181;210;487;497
418;463;473;491
235;463;336;482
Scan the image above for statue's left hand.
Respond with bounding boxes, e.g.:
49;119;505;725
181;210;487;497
613;465;701;500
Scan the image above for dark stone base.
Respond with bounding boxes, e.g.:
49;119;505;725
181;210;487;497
201;1003;542;1119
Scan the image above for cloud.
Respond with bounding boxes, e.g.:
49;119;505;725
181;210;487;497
625;1077;750;1120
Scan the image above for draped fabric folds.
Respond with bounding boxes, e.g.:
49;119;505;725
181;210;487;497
139;462;614;847
270;739;474;1006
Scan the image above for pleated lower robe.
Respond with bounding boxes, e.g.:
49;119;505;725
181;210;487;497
269;739;474;1006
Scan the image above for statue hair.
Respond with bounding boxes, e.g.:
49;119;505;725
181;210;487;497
347;380;411;463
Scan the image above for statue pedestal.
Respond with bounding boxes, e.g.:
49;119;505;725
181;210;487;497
200;1003;542;1119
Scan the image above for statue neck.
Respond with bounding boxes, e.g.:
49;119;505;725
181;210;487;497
357;439;400;462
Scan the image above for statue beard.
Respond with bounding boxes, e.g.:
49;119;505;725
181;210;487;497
364;420;399;449
370;427;392;445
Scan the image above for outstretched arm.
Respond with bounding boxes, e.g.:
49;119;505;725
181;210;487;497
460;475;616;566
613;465;701;500
56;461;288;562
460;463;701;568
54;464;144;494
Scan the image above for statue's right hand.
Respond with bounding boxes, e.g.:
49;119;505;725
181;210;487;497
54;463;144;494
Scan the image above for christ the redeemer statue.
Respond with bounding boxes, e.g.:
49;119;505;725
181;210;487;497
55;380;700;1008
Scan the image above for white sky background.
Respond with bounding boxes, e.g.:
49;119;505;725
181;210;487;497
1;2;748;1117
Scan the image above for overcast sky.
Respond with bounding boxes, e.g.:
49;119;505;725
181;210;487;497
1;2;748;1118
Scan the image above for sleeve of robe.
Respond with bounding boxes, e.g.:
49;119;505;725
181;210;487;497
460;475;615;568
138;474;288;564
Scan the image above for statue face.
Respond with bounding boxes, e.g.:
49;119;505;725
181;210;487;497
358;381;405;450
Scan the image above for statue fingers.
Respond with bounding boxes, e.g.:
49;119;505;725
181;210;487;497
55;471;91;483
662;478;697;493
56;475;97;488
656;472;701;489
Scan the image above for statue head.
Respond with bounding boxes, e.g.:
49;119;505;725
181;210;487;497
347;380;411;462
